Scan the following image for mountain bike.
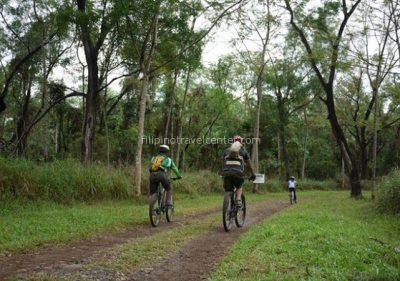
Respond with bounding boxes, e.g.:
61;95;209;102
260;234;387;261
149;177;180;227
222;186;246;232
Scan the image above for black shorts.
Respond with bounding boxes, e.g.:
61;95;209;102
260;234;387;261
149;171;171;194
223;175;244;192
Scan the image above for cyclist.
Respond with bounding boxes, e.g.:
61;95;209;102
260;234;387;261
288;176;297;203
222;135;256;207
149;144;182;207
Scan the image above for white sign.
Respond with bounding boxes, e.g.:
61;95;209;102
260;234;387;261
253;173;265;184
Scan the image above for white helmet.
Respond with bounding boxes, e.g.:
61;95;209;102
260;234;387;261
159;144;170;152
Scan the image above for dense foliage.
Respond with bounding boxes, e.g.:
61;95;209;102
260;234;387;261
0;0;399;199
376;170;400;215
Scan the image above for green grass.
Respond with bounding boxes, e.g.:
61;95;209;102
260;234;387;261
0;192;280;255
0;194;224;256
209;191;400;281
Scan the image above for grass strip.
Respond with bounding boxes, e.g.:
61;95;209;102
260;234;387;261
0;192;286;255
209;191;400;281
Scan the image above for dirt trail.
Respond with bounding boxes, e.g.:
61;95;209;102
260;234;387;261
0;199;288;280
130;200;287;281
0;208;218;280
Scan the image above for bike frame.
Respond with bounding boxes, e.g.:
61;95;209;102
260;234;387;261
149;177;179;227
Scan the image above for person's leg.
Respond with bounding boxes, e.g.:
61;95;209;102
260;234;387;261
160;173;172;206
234;177;245;206
149;173;159;205
294;188;297;202
223;176;232;192
236;187;242;202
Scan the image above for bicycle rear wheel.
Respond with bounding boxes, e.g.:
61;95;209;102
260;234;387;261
223;192;234;232
149;194;161;227
235;194;246;227
166;198;174;222
290;191;294;205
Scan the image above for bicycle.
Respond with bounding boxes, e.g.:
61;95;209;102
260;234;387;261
149;177;180;227
222;185;246;232
289;188;297;205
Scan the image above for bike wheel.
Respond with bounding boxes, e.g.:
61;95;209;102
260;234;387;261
290;191;294;205
166;198;174;222
235;194;246;227
223;192;234;232
149;194;161;227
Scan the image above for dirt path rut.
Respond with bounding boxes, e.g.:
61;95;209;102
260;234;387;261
130;200;287;281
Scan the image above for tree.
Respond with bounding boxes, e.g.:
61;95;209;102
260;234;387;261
285;0;363;197
74;0;129;164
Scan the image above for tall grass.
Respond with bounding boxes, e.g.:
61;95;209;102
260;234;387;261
0;156;339;204
0;158;132;203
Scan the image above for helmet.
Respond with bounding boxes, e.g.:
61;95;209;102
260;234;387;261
233;135;242;143
159;144;170;153
289;176;295;180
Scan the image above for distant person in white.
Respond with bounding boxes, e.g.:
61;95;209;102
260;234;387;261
288;176;297;203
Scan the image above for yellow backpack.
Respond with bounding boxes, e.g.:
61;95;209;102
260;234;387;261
150;155;165;172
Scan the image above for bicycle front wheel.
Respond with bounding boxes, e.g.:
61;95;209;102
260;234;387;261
235;194;246;227
223;192;234;232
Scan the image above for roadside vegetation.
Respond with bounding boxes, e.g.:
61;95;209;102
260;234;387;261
209;192;400;281
376;169;400;215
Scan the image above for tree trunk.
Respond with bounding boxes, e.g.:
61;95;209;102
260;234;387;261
56;107;64;155
76;0;102;165
301;109;308;180
277;134;281;179
280;129;290;180
135;74;150;195
371;88;378;200
164;70;178;140
41;22;49;161
177;67;191;169
326;88;362;197
251;58;265;193
251;94;261;193
15;76;32;156
80;51;99;164
134;12;159;195
359;132;368;179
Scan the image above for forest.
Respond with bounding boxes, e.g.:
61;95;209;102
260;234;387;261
0;0;399;198
0;1;399;280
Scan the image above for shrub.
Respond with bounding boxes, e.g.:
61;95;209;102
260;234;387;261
376;170;400;215
252;177;337;193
